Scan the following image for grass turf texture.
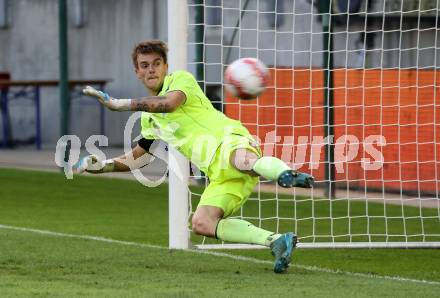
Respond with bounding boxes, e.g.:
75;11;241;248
0;168;439;297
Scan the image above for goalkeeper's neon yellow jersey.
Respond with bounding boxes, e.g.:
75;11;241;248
140;70;251;172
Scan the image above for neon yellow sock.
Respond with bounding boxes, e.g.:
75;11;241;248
216;218;281;246
252;156;291;180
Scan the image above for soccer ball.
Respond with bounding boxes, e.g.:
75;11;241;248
224;58;269;100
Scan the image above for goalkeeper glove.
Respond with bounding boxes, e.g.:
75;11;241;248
75;155;115;174
83;86;132;111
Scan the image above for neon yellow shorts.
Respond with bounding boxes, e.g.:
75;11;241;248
197;134;261;217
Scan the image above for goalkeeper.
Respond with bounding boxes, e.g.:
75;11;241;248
78;40;314;273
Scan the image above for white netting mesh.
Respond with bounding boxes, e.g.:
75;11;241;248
185;0;440;247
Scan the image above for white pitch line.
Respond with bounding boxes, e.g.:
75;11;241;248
0;224;439;286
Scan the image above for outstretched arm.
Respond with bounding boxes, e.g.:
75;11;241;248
112;144;154;172
76;144;154;174
130;90;185;113
83;86;185;113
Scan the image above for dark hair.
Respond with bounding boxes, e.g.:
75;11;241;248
132;40;168;68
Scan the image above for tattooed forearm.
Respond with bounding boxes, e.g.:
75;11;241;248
130;96;173;113
132;101;171;113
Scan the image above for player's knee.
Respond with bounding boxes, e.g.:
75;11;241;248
191;217;210;236
191;217;204;235
231;148;259;172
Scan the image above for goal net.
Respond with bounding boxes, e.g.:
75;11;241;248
173;0;440;249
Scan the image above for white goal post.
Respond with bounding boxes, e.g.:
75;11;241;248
168;0;190;249
169;0;440;249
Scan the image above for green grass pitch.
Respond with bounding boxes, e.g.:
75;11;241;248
0;168;439;297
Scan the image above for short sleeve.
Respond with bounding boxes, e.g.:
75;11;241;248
166;71;199;104
140;112;158;140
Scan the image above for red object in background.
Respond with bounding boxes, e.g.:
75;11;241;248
224;68;440;194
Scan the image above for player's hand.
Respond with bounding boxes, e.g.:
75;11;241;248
75;155;114;174
82;86;132;111
83;86;110;106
